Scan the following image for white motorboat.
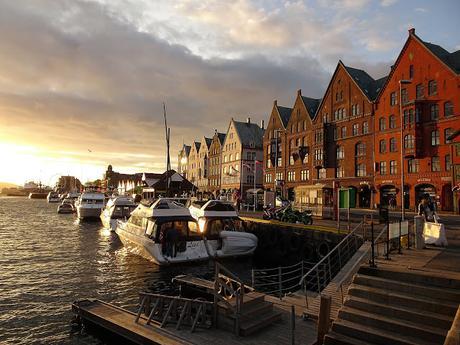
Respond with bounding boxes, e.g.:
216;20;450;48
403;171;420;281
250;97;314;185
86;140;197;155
75;192;105;220
116;198;208;265
47;191;60;203
100;196;137;231
57;202;75;214
189;200;258;258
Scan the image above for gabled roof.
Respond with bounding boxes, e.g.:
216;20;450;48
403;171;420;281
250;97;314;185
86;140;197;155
276;105;292;127
233;120;265;148
217;132;226;145
422;40;460;74
301;96;321;119
193;141;201;152
343;64;385;101
180;144;191;156
203;137;212;149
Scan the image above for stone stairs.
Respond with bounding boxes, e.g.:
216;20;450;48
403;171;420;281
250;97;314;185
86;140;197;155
324;265;460;345
217;291;282;336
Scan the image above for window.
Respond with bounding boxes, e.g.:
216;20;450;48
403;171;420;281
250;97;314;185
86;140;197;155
276;172;283;181
408;159;419;173
247;175;254;184
444;101;454;117
289;155;294;165
356;163;366;177
390;160;397;175
341;126;347;138
379;161;387;175
266;159;271;168
404;134;415;149
431;130;440;146
352;104;360;116
390;92;397;106
336;146;344;160
389;115;396;129
430;104;439;120
319;168;326;179
431;156;440;172
314;149;323;161
352;123;359;136
333;127;338;140
409;65;414;79
390;137;397;152
401;88;408;104
315;131;323;143
277;156;282;167
445;128;453;144
428;80;437;95
379;139;386;153
336;165;344;178
379;117;386;130
287;171;295;182
416;84;424;99
300;170;309;181
362;122;369;134
445;155;452;172
355;142;366;157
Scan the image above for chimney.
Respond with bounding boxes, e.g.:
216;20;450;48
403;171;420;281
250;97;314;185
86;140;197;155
274;100;277;107
408;28;415;35
260;120;265;130
247;117;251;124
297;89;302;96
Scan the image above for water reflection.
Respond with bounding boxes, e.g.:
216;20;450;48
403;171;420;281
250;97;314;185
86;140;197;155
0;197;253;344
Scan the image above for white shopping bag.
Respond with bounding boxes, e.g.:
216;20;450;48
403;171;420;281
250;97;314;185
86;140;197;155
424;221;448;246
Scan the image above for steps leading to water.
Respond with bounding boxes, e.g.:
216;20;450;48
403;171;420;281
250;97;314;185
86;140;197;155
218;291;282;336
324;265;460;345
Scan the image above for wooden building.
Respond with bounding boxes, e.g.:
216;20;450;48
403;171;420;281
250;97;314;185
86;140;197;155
208;131;226;196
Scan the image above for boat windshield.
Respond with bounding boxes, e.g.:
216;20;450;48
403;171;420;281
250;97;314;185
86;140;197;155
81;199;104;204
111;205;136;219
148;220;201;242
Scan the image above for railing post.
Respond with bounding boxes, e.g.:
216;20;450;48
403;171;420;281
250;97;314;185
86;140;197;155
385;222;390;260
278;267;283;299
398;219;402;254
369;221;376;268
251;269;255;288
316;267;321;292
290;305;296;345
301;261;304;280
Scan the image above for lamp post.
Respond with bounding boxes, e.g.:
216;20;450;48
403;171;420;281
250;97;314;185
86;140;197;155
399;79;412;221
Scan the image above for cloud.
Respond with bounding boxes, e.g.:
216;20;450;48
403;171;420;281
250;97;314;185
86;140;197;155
380;0;398;6
415;7;427;13
0;0;332;180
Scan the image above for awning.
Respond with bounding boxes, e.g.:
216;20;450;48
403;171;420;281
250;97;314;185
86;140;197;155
246;188;263;194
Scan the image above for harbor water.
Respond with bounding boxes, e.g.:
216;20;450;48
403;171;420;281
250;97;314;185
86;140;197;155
0;197;252;344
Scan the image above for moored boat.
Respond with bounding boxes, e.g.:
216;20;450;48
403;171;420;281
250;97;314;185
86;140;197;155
100;196;137;231
47;191;60;203
57;202;75;214
75;192;105;220
189;200;258;258
115;198;208;265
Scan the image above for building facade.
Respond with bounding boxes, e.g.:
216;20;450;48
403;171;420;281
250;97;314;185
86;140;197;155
196;136;212;194
177;145;191;179
187;142;201;189
374;28;460;211
208;131;226;195
221;118;265;199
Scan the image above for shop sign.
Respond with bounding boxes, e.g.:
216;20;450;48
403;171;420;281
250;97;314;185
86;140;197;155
441;177;452;182
417;178;431;182
359;181;369;185
382;180;393;184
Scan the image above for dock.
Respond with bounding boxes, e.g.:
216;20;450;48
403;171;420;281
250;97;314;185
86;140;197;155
73;298;318;345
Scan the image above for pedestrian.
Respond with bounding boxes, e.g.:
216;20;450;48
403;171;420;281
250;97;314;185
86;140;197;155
166;224;180;258
418;194;436;222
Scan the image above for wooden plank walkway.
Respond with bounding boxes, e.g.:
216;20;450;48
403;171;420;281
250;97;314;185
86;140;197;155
73;299;318;345
172;275;214;293
240;216;338;233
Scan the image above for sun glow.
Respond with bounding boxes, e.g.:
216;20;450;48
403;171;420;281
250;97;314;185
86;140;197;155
0;141;102;186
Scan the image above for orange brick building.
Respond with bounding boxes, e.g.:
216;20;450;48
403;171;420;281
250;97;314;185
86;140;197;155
374;28;460;212
262;28;460;214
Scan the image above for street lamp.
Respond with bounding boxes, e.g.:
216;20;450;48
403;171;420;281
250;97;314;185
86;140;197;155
399;79;412;221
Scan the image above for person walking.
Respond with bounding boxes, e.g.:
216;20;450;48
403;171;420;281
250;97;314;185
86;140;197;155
418;194;436;222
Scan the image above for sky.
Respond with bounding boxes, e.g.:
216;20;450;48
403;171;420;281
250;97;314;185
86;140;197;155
0;0;458;186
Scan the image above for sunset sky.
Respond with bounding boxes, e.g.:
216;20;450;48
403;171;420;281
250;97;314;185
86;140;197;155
0;0;458;186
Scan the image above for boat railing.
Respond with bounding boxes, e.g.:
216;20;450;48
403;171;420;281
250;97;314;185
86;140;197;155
136;292;213;332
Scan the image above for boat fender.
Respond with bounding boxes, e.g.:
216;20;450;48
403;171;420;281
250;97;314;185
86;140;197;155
317;240;330;258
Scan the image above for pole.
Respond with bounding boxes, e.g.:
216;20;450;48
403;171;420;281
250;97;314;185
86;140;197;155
385;220;390;260
317;294;331;345
163;103;171;197
370;221;376;267
399;82;405;221
290;305;295;345
398;219;402;254
254;157;257;212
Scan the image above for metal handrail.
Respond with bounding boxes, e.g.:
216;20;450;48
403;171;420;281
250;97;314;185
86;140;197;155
299;221;363;286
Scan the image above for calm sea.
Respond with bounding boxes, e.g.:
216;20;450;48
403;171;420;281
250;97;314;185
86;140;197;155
0;197;252;344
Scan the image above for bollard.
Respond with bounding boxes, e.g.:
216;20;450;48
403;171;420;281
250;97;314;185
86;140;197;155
414;215;425;249
290;305;295;345
317;294;332;345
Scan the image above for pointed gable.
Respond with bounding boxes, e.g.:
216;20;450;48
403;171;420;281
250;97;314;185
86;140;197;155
277;105;292;128
233;120;264;149
301;96;321;119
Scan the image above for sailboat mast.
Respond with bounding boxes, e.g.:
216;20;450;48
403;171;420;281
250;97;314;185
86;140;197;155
163;103;171;196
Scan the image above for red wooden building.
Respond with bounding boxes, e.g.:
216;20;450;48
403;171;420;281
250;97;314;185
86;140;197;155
374;28;460;212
